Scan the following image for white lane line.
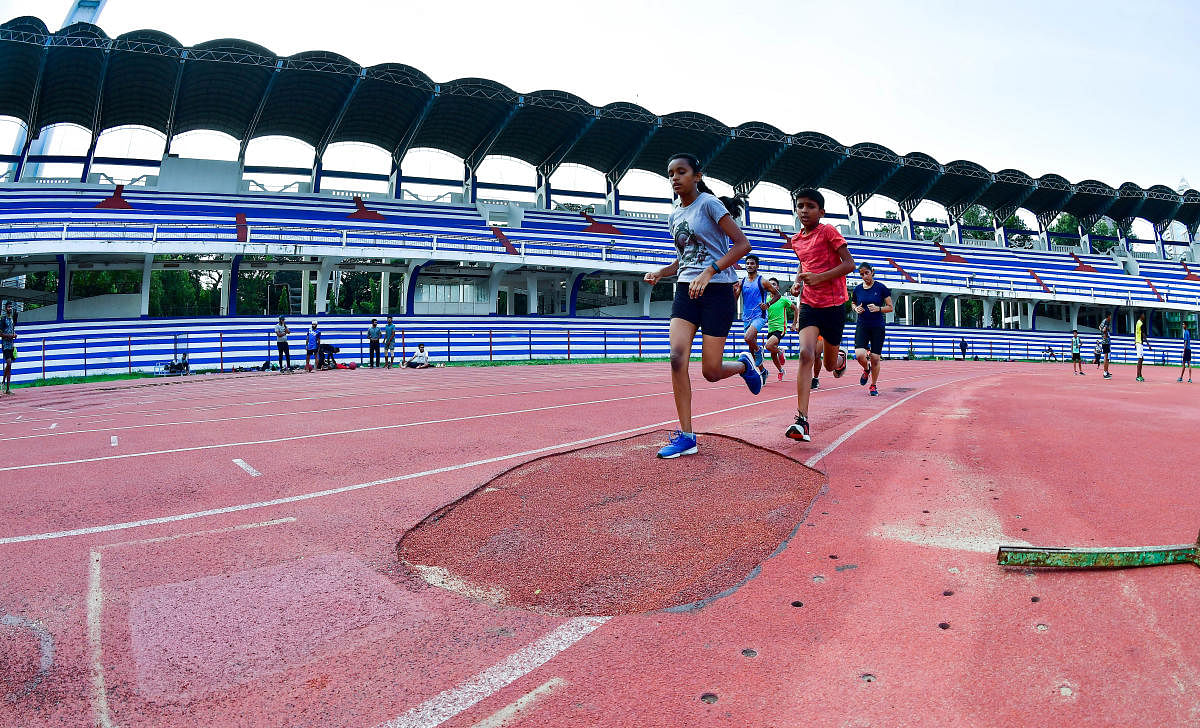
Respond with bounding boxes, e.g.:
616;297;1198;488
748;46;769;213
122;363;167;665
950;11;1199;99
86;549;114;728
470;678;566;728
109;436;117;447
0;389;802;545
232;458;262;477
0;381;667;443
0;373;984;546
0;390;671;473
804;377;964;469
32;422;58;431
0;377;665;435
379;620;604;728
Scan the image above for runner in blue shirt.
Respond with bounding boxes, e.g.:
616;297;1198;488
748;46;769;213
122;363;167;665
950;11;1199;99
733;255;780;378
1179;325;1192;383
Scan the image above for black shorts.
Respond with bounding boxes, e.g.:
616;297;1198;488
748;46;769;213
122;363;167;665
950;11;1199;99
1102;341;1111;354
796;304;845;347
766;330;785;342
671;282;736;338
1071;352;1081;362
1;349;13;362
1185;348;1192;364
854;324;885;355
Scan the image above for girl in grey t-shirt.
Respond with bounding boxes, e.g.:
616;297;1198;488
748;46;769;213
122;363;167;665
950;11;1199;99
643;153;764;459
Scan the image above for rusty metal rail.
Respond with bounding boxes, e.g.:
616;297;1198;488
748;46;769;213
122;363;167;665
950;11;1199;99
997;531;1200;570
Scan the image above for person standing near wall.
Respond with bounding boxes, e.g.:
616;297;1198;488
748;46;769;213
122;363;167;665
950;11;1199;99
0;301;15;395
1100;313;1113;379
305;321;320;372
367;318;382;368
1071;329;1084;375
1179;325;1192;383
274;316;292;373
1135;312;1151;382
384;315;397;369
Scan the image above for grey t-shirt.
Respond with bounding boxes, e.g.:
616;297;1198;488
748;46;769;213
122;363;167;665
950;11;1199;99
669;193;738;284
274;323;288;342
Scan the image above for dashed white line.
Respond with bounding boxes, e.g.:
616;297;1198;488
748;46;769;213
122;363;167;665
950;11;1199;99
378;620;605;728
109;436;117;447
86;549;114;728
232;458;262;477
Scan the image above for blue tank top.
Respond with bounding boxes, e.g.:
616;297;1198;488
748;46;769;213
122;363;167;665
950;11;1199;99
741;275;765;320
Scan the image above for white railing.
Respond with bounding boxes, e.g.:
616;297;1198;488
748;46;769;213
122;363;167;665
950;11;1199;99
622;210;668;221
957;236;1001;248
1051;243;1084;254
1130;250;1162;260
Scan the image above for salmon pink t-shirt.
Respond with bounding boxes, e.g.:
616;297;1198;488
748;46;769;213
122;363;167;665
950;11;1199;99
789;223;849;308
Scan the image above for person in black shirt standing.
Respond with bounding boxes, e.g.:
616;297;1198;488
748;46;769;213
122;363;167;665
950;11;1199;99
850;263;893;397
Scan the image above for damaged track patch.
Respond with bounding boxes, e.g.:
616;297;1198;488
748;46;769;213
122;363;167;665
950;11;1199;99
398;432;825;615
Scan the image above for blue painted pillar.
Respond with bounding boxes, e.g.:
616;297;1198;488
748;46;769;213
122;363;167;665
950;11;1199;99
311;157;323;194
567;271;590;317
227;255;242;316
404;263;425;316
56;254;67;322
390;160;403;199
536;171;552;210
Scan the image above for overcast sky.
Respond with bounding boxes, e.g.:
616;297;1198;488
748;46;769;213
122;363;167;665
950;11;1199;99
3;0;1198;193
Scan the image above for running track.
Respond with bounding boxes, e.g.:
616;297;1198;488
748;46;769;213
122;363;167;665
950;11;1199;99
1;360;1197;726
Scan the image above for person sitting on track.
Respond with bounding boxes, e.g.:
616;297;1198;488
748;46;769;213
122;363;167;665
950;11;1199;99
405;343;433;369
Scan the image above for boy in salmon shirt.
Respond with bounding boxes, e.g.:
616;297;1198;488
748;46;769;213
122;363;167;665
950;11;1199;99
785;189;856;442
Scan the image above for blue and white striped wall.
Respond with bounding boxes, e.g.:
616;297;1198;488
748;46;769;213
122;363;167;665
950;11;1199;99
6;316;1192;384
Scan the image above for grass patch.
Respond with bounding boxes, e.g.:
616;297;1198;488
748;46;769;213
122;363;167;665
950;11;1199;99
13;372;158;389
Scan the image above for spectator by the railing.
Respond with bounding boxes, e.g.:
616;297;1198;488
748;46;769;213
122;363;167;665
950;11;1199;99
959;338;968;360
384;315;397;368
305;321;320;372
405;344;433;369
274;316;292;373
1;301;15;395
367;318;382;367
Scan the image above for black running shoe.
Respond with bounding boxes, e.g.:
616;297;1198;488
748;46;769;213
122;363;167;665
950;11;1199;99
785;413;811;442
811;377;819;391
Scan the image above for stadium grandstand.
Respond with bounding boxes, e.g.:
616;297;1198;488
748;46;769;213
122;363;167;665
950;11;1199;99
0;13;1198;381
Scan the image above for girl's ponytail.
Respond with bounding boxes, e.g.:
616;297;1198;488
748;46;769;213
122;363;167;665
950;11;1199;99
718;194;746;218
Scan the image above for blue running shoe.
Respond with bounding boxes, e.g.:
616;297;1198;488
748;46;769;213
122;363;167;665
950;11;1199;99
738;352;764;395
754;348;764;368
657;430;698;459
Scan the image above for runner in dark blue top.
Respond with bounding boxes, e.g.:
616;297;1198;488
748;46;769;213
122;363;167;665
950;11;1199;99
850;262;893;397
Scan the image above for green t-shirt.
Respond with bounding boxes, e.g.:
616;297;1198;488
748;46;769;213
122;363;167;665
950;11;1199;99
766;296;796;334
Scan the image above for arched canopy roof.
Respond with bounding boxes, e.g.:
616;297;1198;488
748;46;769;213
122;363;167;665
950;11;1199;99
0;16;1196;229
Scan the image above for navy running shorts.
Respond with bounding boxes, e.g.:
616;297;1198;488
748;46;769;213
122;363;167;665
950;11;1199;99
854;324;886;355
671;282;736;338
796;304;845;347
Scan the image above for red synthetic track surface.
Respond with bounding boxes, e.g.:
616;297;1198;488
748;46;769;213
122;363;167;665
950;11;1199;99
0;359;1197;727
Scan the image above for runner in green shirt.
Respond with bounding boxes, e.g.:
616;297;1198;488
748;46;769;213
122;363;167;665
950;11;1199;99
1070;329;1084;376
763;278;798;382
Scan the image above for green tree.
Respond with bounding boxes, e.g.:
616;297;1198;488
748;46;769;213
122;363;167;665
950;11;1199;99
960;205;1032;247
1050;213;1120;253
